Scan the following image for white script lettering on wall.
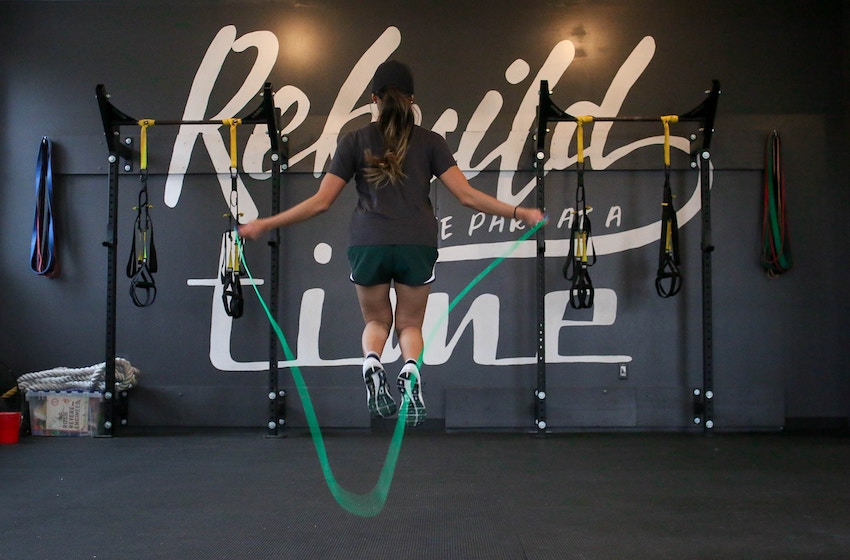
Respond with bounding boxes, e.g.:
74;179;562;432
174;26;709;371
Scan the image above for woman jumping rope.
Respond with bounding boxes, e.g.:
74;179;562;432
239;60;546;426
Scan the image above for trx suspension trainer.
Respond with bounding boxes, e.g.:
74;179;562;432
655;115;683;297
126;119;158;307
220;118;244;318
562;116;596;309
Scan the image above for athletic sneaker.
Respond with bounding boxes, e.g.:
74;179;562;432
363;358;397;418
397;363;426;426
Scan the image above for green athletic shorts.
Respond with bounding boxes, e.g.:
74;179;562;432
348;245;438;286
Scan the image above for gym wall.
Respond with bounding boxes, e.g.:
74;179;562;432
1;0;847;431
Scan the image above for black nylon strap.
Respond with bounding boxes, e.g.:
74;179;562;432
126;173;157;307
221;270;244;318
128;260;157;307
562;165;595;309
220;229;244;318
655;170;682;298
220;164;245;318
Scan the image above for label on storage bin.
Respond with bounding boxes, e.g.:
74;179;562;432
45;394;89;432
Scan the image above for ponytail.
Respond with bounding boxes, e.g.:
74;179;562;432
363;87;415;188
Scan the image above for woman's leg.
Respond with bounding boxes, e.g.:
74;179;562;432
355;283;397;417
393;282;430;425
354;283;394;356
354;281;431;360
354;281;430;424
392;282;431;362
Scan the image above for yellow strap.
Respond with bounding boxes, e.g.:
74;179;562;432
137;119;155;170
660;115;678;167
226;233;241;272
579;231;588;263
222;118;242;169
141;230;148;261
576;116;594;164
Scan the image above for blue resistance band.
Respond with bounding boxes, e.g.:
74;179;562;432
30;137;58;277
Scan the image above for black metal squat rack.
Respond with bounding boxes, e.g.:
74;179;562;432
533;79;720;435
95;83;287;437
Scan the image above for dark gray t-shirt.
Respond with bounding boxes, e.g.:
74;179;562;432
327;123;457;247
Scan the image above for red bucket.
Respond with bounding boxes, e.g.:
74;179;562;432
0;412;22;444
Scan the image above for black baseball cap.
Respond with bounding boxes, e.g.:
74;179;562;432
371;60;414;96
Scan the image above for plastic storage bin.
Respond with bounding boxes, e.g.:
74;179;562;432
25;391;103;436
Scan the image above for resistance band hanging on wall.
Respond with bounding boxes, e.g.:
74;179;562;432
655;115;683;297
126;119;158;307
31;136;60;277
762;131;792;276
562;116;596;309
220;118;244;318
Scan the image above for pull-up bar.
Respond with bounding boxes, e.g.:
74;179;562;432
130;119;248;125
95;83;287;437
535;79;720;156
532;79;721;436
97;83;282;162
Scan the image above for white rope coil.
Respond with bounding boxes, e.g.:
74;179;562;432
17;358;140;393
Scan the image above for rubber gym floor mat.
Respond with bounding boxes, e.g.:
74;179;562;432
2;430;849;559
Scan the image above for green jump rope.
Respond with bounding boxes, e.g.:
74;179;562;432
239;219;545;517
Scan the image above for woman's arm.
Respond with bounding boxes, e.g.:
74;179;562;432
238;173;348;240
439;165;545;225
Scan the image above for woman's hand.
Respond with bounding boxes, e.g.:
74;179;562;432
238;218;267;241
517;207;547;226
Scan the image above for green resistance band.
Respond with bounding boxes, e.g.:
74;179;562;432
238;219;544;517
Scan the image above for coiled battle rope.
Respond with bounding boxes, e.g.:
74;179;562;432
16;358;140;393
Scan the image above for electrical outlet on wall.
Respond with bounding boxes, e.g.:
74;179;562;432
618;364;628;380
